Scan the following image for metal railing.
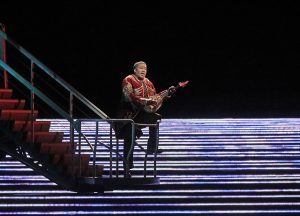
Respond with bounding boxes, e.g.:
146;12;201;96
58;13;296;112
0;29;106;153
0;23;8;88
75;119;160;179
0;30;108;120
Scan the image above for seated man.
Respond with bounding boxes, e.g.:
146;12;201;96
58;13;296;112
115;61;175;171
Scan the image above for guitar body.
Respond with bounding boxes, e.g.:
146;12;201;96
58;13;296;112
143;81;189;113
143;94;164;113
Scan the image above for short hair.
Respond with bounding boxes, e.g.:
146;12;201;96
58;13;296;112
133;61;146;70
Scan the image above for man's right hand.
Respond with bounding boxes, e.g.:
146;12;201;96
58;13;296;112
140;98;157;105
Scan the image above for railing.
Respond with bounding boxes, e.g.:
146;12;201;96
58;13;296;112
0;30;108;120
0;29;106;153
75;119;160;179
0;23;8;88
135;122;160;178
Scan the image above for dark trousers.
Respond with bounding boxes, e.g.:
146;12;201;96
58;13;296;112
123;112;161;169
0;150;6;160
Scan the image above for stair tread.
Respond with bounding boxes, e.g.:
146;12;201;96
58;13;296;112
0;109;38;113
27;131;64;135
66;164;103;177
40;142;73;154
52;154;91;170
0;109;38;121
0;99;25;109
0;89;13;99
26;131;64;143
13;120;51;132
40;142;72;145
14;120;51;124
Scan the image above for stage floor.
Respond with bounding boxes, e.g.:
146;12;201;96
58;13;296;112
1;118;300;215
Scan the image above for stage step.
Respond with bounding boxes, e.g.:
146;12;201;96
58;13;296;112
52;153;90;167
12;120;51;132
66;164;104;177
84;164;104;177
0;88;13;99
0;109;38;121
0;99;25;109
25;131;64;143
50;153;103;177
39;142;72;154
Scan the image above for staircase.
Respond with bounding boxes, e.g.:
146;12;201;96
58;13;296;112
0;88;104;191
1;118;300;215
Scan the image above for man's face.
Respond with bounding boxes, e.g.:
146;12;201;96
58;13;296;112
134;63;147;80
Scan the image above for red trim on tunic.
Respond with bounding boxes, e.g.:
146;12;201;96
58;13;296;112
122;74;157;107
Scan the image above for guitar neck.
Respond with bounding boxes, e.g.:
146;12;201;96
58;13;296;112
145;81;188;113
174;83;182;91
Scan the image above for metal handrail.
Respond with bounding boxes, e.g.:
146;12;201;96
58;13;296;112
0;30;106;152
0;59;72;121
76;118;160;180
0;30;108;119
0;24;8;88
0;59;97;153
76;118;135;178
136;122;160;178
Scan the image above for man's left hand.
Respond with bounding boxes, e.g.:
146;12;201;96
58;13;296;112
168;86;176;95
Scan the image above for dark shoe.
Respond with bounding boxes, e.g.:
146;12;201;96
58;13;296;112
129;163;134;169
135;129;143;139
0;150;6;160
146;148;163;154
123;163;134;171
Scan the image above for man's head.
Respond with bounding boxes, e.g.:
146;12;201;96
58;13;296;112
133;61;147;80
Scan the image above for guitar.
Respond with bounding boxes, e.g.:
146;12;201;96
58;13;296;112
142;81;189;113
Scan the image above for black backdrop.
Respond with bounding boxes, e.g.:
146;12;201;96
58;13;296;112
2;1;300;118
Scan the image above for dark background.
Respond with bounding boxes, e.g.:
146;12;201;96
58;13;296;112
2;1;300;118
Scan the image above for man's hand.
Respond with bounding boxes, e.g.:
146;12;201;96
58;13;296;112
140;98;157;105
146;99;157;105
168;86;176;95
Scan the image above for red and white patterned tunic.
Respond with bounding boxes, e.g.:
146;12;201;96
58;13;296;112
123;74;156;105
119;74;163;118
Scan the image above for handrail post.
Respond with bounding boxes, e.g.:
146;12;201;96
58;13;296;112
69;93;75;179
125;122;135;178
153;121;160;178
144;149;148;178
30;61;35;146
132;122;160;178
111;124;118;178
70;123;75;179
109;125;113;178
93;121;99;180
0;23;8;88
115;126;120;178
78;120;82;177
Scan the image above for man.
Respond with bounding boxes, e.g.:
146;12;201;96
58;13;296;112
115;61;175;171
